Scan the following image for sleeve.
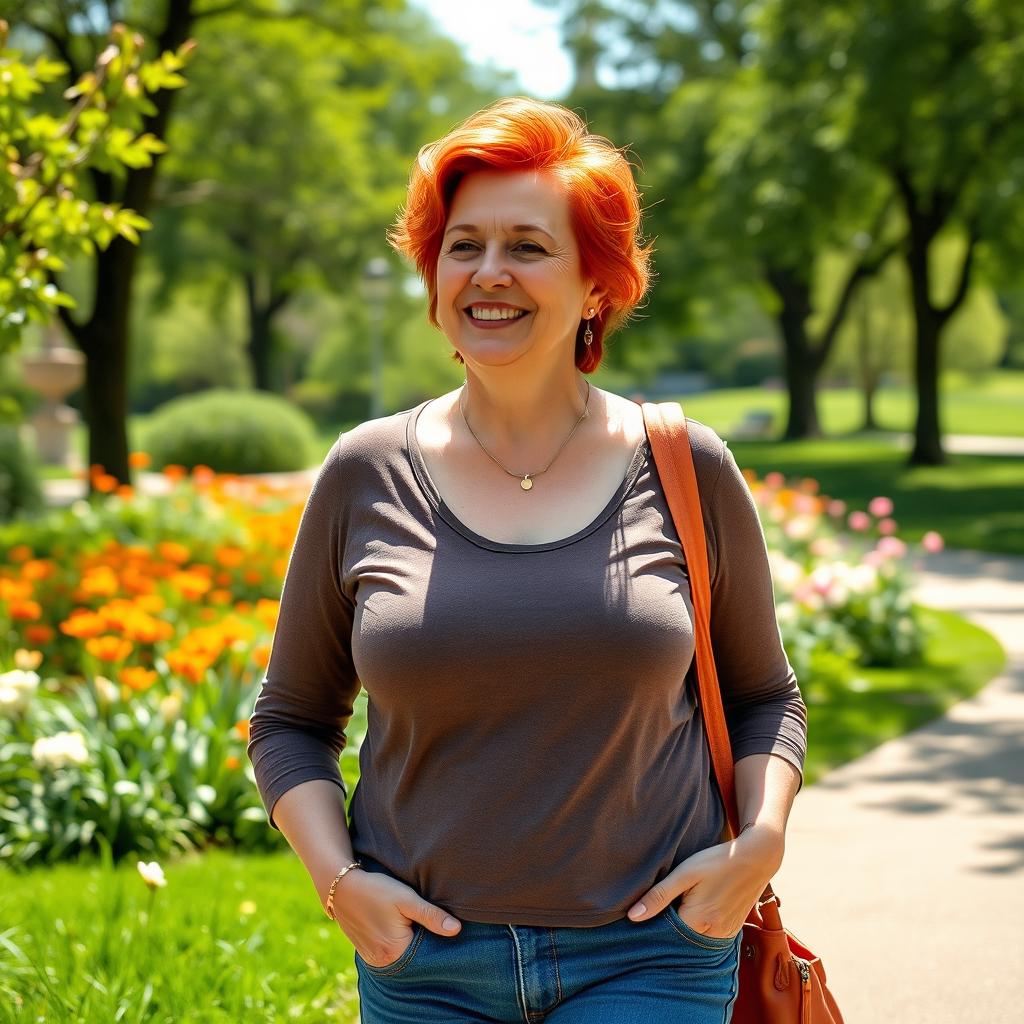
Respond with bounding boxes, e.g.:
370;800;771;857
702;440;808;782
245;439;362;830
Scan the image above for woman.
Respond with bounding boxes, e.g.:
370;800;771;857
247;97;806;1024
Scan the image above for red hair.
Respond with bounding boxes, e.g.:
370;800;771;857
388;97;654;372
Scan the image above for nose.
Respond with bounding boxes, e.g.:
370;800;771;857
470;242;513;290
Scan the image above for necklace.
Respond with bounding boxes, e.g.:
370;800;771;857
459;381;592;491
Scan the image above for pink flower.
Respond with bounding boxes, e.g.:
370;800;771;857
878;518;898;535
827;499;847;518
868;496;894;518
921;531;945;553
765;471;785;489
848;510;871;531
863;550;886;568
876;536;907;559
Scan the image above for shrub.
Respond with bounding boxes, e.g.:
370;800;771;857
0;426;43;523
141;389;317;474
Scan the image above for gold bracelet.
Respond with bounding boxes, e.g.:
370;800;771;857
324;861;362;920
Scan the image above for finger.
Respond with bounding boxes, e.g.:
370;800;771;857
627;868;698;922
405;899;462;937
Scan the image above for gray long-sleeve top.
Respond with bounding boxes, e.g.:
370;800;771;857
246;400;807;927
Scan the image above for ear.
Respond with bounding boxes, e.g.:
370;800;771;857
583;282;607;318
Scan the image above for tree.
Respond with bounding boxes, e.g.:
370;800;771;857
770;0;1024;463
2;0;410;486
544;0;897;438
0;19;188;348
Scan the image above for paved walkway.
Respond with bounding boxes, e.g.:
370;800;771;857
884;432;1024;457
774;548;1024;1023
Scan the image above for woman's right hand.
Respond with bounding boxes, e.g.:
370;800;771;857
330;868;462;968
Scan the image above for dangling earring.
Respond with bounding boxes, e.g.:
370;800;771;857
584;307;595;346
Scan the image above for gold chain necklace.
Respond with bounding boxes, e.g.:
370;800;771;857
459;381;592;491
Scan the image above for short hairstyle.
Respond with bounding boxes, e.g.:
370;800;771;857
388;96;653;372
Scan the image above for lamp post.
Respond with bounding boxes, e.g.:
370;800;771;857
362;258;392;420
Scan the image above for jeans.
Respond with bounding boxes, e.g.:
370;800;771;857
355;904;741;1023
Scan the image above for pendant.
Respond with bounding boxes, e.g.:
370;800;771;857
521;475;533;491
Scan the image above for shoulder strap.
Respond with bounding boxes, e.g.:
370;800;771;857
641;400;740;837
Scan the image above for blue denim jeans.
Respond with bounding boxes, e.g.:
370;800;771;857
355;905;740;1023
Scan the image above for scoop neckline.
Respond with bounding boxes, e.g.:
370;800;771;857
405;398;650;553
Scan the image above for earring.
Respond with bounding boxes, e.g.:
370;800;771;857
583;308;595;346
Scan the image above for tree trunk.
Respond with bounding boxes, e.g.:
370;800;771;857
766;266;822;439
903;211;947;466
856;298;879;432
76;237;137;482
910;310;945;465
243;271;290;391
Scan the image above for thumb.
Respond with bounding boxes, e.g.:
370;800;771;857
627;866;698;923
408;898;462;937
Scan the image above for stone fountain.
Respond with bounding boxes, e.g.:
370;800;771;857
20;321;85;467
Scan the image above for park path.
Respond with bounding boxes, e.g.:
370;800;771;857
773;548;1024;1024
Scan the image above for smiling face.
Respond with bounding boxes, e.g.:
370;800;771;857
435;169;603;368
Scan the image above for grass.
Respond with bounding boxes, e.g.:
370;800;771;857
726;438;1024;556
674;371;1024;438
802;606;1005;782
0;607;1005;1021
0;847;360;1024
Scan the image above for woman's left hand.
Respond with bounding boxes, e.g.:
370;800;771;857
626;824;785;939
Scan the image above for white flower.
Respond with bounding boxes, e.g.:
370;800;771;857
0;669;39;714
93;675;120;706
137;860;167;889
31;730;89;769
158;691;182;724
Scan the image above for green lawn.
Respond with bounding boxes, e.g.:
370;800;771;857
674;370;1024;438
0;607;1005;1021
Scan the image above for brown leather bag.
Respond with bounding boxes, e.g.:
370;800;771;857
642;400;845;1024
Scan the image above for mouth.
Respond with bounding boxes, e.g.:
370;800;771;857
463;305;531;326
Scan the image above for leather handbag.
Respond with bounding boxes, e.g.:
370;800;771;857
642;400;845;1024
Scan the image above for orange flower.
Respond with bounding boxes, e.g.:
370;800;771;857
243;569;263;586
252;643;271;669
165;648;210;684
128;451;151;469
85;635;134;663
158;541;191;565
136;594;166;614
78;566;120;598
20;559;56;582
116;484;134;499
192;465;216;485
234;718;250;741
25;624;55;645
93;474;119;493
215;546;245;568
162;464;187;481
60;610;107;638
120;666;157;691
9;599;42;621
254;599;279;631
170;571;212;602
8;544;33;563
224;755;241;770
0;578;33;602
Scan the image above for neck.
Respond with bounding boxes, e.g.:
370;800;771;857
459;369;592;456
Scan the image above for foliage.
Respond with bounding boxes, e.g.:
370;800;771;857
141;388;318;473
0;468;317;865
0;425;42;521
0;19;191;350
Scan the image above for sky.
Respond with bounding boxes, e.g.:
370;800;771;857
412;0;574;99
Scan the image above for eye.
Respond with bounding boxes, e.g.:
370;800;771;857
447;241;478;253
516;242;546;254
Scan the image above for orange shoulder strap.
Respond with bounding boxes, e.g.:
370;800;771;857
641;399;740;837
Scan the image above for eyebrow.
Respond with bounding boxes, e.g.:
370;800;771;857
444;223;556;241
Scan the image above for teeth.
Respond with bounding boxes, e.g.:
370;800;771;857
469;307;527;321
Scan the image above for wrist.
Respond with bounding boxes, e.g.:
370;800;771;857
321;860;364;920
736;822;786;871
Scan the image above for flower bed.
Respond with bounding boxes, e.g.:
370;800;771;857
1;459;945;867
